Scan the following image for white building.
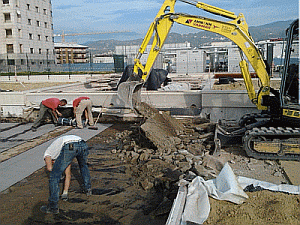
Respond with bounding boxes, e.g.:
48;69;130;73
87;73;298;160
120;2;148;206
115;42;192;73
0;0;55;71
93;54;114;64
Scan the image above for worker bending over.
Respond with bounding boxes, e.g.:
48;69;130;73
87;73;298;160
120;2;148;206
31;98;67;132
73;97;94;129
40;135;92;214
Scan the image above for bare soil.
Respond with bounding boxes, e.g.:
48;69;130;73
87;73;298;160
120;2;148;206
212;79;281;90
0;82;75;92
0;121;299;225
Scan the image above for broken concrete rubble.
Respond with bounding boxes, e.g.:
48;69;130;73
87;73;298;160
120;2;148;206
114;101;222;197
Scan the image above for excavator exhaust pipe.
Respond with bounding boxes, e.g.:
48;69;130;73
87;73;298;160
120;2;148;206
117;81;143;109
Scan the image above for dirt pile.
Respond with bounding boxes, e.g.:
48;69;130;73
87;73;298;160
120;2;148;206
117;102;219;180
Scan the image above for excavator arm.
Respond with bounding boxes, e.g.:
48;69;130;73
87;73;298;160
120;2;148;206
119;0;270;110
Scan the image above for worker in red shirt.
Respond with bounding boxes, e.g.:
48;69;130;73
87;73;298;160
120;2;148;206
73;97;94;129
31;98;67;132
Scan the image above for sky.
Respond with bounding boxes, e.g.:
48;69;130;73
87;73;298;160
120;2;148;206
52;0;299;43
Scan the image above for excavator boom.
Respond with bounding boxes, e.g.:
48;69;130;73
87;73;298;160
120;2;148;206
117;0;270;110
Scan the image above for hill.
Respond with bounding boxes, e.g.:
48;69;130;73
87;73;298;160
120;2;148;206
85;20;295;54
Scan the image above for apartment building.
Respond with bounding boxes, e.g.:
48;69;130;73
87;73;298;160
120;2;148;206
54;43;88;64
0;0;54;72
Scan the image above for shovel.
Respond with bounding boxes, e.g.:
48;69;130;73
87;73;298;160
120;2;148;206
117;81;143;109
88;109;102;130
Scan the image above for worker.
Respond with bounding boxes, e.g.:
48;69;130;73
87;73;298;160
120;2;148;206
73;97;94;129
40;135;92;214
31;98;67;132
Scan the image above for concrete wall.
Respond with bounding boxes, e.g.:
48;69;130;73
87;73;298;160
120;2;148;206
0;76;259;122
201;89;259;123
0;89;202;117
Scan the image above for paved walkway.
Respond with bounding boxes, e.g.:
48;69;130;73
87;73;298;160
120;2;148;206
0;123;111;192
0;123;58;153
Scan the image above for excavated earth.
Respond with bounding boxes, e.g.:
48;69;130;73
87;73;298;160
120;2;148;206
0;100;299;225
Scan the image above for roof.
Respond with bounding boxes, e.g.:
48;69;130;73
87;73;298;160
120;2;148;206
54;43;88;48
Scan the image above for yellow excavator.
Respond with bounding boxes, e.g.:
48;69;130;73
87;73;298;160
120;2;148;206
117;0;300;160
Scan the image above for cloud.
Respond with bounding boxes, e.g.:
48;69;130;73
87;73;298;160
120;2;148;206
54;4;80;10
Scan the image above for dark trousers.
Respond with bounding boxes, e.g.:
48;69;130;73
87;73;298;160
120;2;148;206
32;103;57;128
48;140;91;210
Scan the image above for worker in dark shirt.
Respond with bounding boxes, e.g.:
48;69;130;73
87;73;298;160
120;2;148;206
31;98;67;132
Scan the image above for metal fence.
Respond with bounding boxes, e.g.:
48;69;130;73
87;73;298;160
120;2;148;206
0;62;117;74
0;53;125;74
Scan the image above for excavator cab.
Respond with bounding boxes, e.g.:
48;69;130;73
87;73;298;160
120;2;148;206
280;19;299;110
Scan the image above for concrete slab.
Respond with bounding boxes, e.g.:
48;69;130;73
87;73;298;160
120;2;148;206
0;123;112;192
0;123;18;130
0;124;57;153
280;161;300;185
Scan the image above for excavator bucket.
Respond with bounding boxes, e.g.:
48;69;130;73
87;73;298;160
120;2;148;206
117;81;143;109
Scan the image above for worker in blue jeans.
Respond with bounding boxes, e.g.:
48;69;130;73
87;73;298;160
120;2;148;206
40;135;92;214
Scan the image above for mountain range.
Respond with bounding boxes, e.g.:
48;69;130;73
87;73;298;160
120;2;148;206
84;20;295;54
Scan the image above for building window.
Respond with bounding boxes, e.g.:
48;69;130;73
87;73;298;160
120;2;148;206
4;13;11;22
18;29;22;38
43;9;47;15
5;29;12;38
30;48;34;54
45;36;49;41
38;34;41;40
27;3;30;10
19;44;23;53
3;0;9;4
6;44;14;53
36;20;40;27
35;6;39;12
39;48;42;54
29;33;33;40
16;11;21;22
44;22;48;28
28;19;31;25
8;59;15;65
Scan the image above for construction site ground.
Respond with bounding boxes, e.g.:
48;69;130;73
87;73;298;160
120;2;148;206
0;79;299;224
0;118;299;224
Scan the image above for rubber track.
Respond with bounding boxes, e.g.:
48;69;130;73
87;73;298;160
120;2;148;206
243;127;300;161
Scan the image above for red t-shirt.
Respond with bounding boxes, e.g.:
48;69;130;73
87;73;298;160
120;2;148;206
73;97;90;108
42;98;61;110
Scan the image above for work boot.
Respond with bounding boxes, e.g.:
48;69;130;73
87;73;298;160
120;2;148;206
85;189;92;196
61;193;68;201
40;205;59;214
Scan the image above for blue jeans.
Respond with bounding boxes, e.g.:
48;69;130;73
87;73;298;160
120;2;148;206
48;140;91;210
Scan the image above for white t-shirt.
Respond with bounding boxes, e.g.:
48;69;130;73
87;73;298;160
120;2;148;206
44;135;83;160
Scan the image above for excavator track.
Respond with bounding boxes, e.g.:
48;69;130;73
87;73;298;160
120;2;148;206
243;127;300;161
